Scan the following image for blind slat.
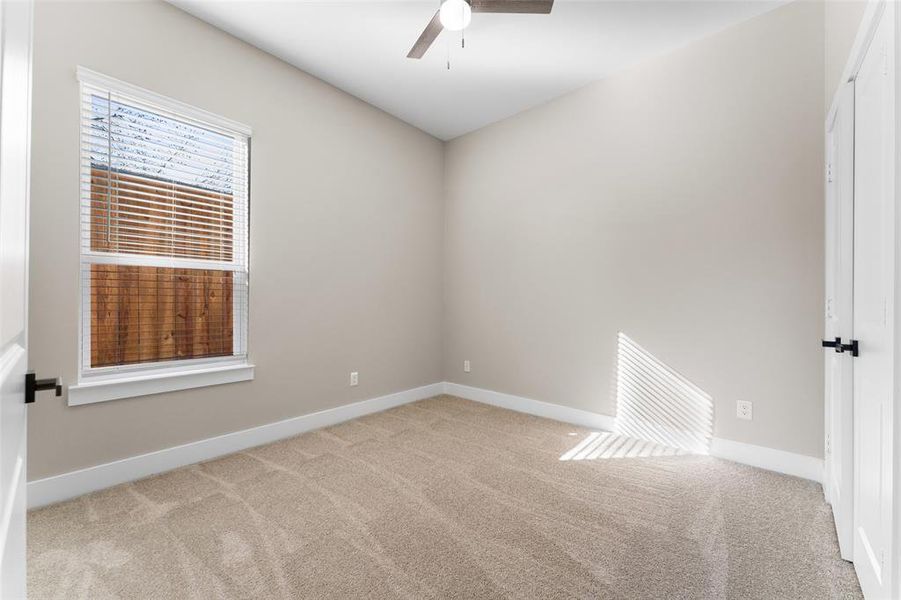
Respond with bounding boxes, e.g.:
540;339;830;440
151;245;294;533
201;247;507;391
80;129;246;174
82;149;245;193
80;92;242;148
81;167;247;259
86;217;235;240
83;184;245;215
79;117;244;165
84;215;237;236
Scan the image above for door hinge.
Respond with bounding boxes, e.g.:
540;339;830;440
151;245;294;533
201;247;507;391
827;162;833;183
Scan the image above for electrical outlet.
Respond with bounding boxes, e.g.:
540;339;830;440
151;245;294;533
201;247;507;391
463;360;471;373
350;371;358;386
737;400;752;421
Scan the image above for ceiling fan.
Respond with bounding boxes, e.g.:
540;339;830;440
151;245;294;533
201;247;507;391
407;0;554;59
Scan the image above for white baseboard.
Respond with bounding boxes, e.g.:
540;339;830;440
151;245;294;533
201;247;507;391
27;382;444;509
444;382;617;431
707;437;823;483
444;382;823;483
29;380;824;509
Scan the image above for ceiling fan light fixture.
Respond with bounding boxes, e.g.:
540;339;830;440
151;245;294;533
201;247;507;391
439;0;472;32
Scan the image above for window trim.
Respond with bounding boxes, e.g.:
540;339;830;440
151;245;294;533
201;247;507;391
68;362;255;406
74;67;253;405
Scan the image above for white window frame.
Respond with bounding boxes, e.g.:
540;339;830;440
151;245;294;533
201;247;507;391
68;67;253;406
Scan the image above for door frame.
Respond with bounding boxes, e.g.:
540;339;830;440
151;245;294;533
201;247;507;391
824;77;855;562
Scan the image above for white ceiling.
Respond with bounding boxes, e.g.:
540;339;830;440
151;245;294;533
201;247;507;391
169;0;784;140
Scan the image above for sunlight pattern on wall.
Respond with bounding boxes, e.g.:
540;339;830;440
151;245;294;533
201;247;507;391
613;333;713;454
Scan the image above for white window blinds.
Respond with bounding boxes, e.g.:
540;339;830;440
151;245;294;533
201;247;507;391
78;69;250;373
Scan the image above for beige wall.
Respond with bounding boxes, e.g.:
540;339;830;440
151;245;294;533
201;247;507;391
825;1;868;108
443;1;826;457
28;0;444;479
29;0;832;479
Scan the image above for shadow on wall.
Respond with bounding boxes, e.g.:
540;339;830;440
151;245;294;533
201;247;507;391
560;332;714;461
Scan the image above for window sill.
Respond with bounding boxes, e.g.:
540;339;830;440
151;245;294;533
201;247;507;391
68;363;254;406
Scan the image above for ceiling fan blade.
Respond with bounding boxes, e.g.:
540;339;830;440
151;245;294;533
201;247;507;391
407;10;443;59
470;0;554;14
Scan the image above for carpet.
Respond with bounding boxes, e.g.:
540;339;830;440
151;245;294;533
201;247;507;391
28;395;861;599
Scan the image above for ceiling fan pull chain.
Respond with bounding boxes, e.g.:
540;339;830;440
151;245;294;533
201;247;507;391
462;29;465;49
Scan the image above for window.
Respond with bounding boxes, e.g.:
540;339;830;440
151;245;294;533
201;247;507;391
71;68;252;405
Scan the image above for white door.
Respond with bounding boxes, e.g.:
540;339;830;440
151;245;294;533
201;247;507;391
852;3;895;597
824;79;855;562
0;0;33;597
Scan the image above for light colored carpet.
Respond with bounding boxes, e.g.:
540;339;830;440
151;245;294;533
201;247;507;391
28;395;861;599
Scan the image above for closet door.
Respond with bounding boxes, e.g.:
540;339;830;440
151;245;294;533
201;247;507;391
852;3;895;596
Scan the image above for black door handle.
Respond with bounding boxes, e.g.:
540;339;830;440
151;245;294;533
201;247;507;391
822;337;841;349
25;372;62;404
821;337;859;357
839;339;860;357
